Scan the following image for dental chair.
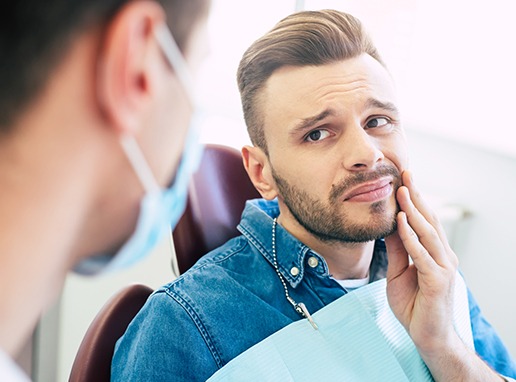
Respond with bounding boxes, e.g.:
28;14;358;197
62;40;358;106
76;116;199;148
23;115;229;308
172;143;261;273
68;283;153;382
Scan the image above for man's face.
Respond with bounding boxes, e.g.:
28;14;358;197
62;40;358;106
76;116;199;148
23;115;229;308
261;54;408;244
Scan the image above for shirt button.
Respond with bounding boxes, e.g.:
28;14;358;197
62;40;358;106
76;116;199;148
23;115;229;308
307;257;319;268
290;266;300;276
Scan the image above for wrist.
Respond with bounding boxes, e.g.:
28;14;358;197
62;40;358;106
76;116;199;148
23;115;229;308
418;334;503;382
415;328;462;362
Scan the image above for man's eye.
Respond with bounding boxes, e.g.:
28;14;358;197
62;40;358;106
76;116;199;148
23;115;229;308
306;129;331;142
366;117;391;129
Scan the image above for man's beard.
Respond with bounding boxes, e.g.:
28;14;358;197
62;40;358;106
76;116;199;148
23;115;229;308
271;164;402;244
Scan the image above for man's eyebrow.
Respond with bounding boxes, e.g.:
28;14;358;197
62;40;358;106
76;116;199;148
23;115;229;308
365;98;399;114
290;109;335;135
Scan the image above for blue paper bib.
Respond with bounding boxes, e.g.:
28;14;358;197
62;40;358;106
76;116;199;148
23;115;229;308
208;274;473;381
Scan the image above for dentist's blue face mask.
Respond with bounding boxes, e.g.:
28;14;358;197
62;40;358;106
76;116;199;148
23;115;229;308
74;24;204;275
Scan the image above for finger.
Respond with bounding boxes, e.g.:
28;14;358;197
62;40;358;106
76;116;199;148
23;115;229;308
402;171;436;223
396;211;440;274
385;228;409;281
402;171;452;252
397;187;449;267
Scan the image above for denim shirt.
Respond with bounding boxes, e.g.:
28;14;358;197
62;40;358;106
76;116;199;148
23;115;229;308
112;199;516;381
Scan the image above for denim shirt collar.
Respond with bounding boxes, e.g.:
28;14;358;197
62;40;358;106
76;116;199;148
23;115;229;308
237;199;388;289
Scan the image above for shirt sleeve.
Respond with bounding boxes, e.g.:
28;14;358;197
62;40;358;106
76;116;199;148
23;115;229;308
111;289;219;382
468;288;516;378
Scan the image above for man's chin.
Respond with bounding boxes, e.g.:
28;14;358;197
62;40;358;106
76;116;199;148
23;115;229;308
343;212;398;243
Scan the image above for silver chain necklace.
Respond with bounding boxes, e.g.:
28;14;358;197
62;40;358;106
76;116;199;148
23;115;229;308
272;217;318;330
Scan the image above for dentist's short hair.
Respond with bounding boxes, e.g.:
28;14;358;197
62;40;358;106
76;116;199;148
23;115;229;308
0;0;209;132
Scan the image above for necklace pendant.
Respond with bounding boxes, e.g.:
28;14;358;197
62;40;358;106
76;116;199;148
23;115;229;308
296;302;318;330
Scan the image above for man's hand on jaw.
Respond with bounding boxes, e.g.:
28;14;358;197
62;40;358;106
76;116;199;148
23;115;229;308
384;170;504;382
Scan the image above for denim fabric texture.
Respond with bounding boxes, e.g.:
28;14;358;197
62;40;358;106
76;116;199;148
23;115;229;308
111;198;516;381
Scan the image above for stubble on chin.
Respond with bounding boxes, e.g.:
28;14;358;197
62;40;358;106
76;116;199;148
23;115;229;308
272;164;402;244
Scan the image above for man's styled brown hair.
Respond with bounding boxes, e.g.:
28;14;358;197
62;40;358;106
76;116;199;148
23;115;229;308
237;9;384;153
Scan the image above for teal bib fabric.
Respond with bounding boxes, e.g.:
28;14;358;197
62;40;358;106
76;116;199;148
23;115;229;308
208;274;473;381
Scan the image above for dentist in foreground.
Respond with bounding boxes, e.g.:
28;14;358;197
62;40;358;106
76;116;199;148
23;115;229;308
0;0;211;380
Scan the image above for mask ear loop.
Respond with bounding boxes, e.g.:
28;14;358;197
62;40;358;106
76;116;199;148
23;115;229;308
121;22;197;195
153;23;196;105
120;134;161;194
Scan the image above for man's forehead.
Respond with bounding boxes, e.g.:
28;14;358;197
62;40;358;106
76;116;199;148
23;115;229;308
261;54;397;126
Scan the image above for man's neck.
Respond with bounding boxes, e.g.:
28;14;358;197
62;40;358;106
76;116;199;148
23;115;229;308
316;240;375;280
276;213;375;280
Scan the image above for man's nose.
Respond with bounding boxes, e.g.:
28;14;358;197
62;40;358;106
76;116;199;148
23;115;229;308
340;125;384;171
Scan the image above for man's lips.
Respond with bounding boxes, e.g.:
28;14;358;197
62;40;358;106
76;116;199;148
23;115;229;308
342;177;394;202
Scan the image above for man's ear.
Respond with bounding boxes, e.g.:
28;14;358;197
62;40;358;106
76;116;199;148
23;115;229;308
96;1;166;134
242;145;278;200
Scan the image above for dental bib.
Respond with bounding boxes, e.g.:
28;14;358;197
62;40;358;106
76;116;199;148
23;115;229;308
208;274;473;381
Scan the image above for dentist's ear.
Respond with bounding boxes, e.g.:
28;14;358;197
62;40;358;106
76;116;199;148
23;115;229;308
242;145;278;200
96;0;166;135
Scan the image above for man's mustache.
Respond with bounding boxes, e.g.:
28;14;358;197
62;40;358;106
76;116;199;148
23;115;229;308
329;165;402;202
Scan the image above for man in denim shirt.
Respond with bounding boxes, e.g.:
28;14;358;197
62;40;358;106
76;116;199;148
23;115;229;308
112;10;516;381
